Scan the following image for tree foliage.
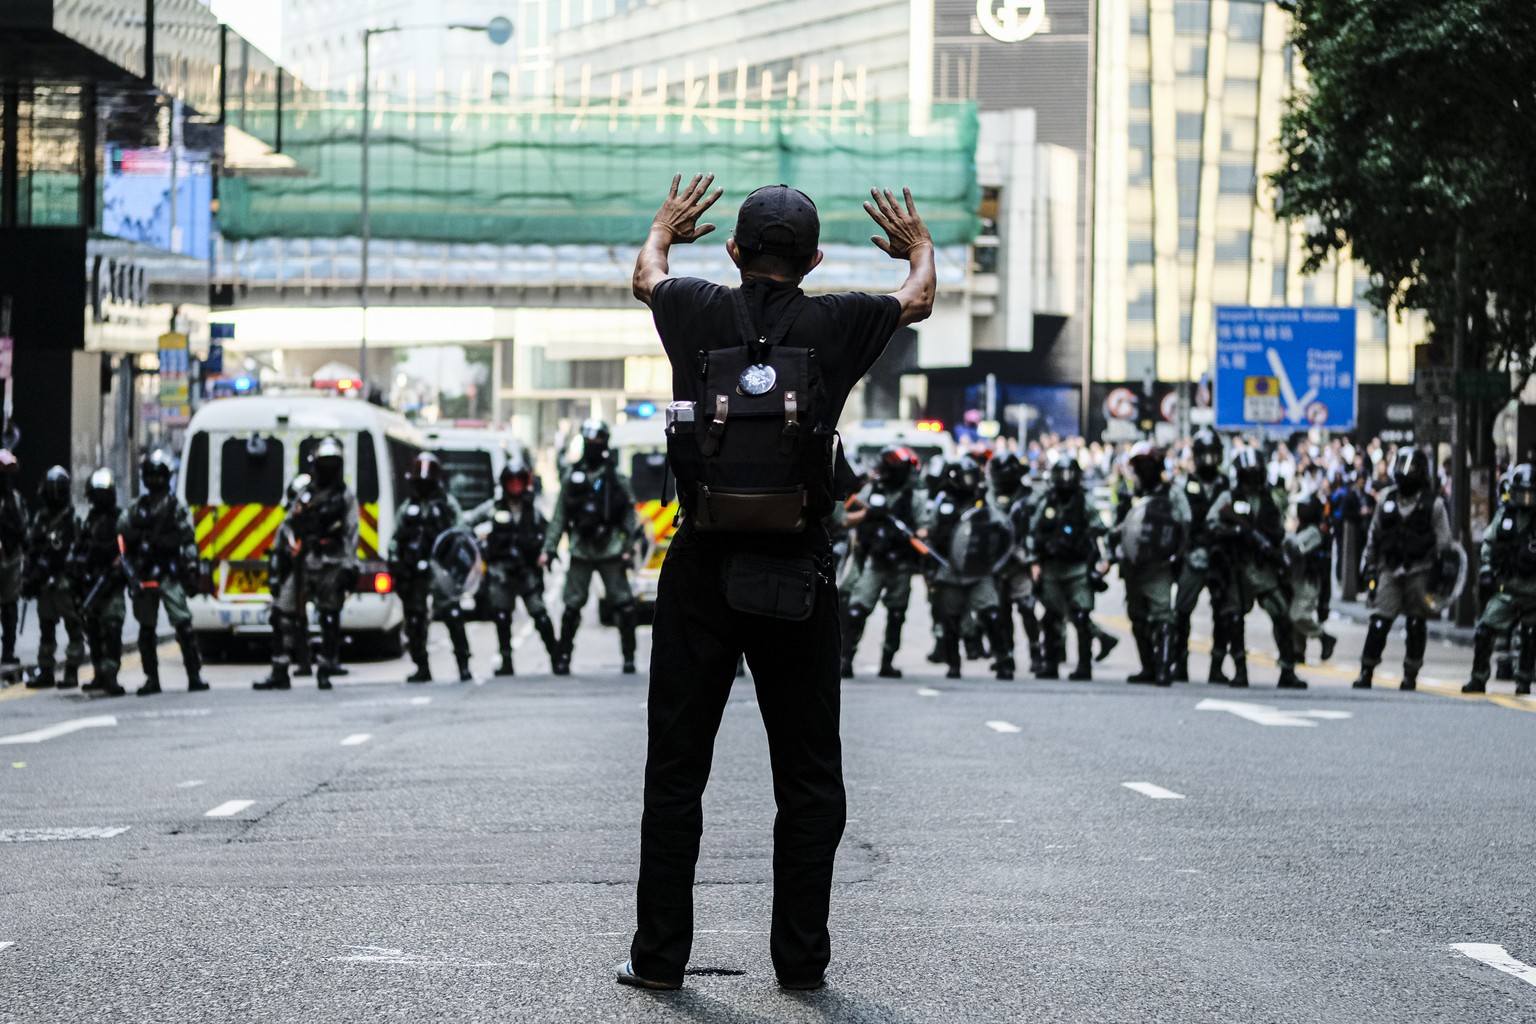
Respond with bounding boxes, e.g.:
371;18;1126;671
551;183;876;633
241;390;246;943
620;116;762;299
1273;0;1536;386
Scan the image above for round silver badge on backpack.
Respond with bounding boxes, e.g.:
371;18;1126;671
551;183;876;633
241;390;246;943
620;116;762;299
738;363;777;396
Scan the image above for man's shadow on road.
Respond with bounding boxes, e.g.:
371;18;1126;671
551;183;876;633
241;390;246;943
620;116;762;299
626;985;910;1024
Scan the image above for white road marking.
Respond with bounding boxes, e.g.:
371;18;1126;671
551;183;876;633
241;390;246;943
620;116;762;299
0;941;13;952
1122;781;1186;800
985;720;1022;734
0;826;130;842
1296;709;1353;720
0;715;118;745
176;780;205;789
341;733;371;746
1451;943;1536;988
330;945;501;968
128;709;212;720
204;800;255;818
409;697;431;706
916;687;941;697
1196;698;1332;727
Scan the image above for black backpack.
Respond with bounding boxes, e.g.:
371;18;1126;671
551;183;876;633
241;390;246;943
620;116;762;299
667;290;833;534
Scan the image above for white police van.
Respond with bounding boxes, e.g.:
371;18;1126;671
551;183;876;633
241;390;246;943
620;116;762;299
178;392;426;657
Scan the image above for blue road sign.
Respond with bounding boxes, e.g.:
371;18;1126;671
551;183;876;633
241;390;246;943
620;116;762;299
1214;306;1357;432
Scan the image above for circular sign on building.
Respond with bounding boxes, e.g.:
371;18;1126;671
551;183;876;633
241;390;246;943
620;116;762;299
1104;387;1138;422
976;0;1046;44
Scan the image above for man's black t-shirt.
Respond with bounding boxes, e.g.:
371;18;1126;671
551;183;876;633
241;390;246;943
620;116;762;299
649;275;902;550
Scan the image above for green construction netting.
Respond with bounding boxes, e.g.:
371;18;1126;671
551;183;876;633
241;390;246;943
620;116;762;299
219;100;981;247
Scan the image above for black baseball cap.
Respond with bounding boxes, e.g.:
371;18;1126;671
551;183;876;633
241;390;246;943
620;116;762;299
734;184;820;258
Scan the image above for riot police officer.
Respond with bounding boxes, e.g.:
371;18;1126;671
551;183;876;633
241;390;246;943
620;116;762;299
1464;463;1536;695
1110;443;1189;687
989;451;1043;675
1028;453;1107;681
1172;430;1229;681
466;456;560;675
1207;448;1305;689
541;420;640;676
927;456;1014;680
255;439;360;690
391;452;471;683
24;466;85;689
74;469;127;697
840;445;925;679
1285;493;1338;664
0;450;25;674
1352;446;1452;691
253;474;312;690
121;449;207;696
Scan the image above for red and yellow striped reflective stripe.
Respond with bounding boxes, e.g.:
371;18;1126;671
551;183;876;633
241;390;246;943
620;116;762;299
636;499;679;543
193;504;286;563
357;503;380;560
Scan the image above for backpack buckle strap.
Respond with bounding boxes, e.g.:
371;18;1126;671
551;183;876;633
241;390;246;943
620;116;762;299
702;393;729;457
781;390;800;455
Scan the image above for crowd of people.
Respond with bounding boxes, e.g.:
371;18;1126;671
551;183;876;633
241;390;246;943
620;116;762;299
3;421;1529;700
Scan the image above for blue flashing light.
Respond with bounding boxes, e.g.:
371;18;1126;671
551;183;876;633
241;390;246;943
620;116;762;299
233;376;254;392
636;401;657;419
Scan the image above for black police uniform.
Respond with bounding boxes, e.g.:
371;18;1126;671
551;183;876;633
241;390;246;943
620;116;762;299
74;472;127;697
1172;464;1230;681
24;469;85;689
840;462;925;678
120;453;207;696
988;456;1042;674
466;479;560;675
391;476;470;683
630;273;900;989
0;455;26;672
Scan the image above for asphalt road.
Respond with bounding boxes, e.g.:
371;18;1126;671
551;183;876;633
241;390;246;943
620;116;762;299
2;584;1533;1024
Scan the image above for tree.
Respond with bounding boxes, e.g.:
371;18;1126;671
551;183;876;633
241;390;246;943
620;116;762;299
1273;0;1536;393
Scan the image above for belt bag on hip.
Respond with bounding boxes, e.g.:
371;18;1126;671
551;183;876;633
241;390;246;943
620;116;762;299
723;552;817;621
693;483;806;534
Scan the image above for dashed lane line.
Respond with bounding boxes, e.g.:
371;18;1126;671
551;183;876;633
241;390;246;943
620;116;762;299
1451;943;1536;988
916;687;941;697
0;715;118;745
985;720;1022;734
0;826;131;842
177;780;205;788
341;733;371;746
1122;782;1186;800
204;800;256;818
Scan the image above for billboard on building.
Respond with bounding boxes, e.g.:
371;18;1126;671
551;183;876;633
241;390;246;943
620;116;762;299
102;145;214;260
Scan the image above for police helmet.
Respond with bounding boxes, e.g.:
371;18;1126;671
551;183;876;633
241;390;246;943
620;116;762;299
876;445;918;488
500;456;533;498
140;449;174;493
1127;441;1165;494
87;468;116;510
1232;448;1265;491
578;419;611;466
310;436;344;486
1391;446;1431;496
1296;494;1326;526
989;450;1026;494
41;465;70;510
939;456;982;500
1192;430;1224;480
1048;452;1082;494
408;451;444;497
1508;463;1535;509
286;473;313;507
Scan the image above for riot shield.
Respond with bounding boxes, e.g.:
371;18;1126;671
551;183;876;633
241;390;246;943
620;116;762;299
1422;542;1468;614
947;504;1015;578
1117;499;1146;567
430;527;485;601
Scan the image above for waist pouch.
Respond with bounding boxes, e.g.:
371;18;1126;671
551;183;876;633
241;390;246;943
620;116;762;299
694;483;806;534
722;552;817;621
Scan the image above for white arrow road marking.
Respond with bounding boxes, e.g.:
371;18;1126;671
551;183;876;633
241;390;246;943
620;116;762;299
1122;782;1186;800
916;688;941;697
331;945;501;968
0;715;118;745
985;720;1022;734
0;941;13;951
204;800;255;818
0;826;130;843
340;734;371;746
1195;698;1353;727
1451;943;1536;988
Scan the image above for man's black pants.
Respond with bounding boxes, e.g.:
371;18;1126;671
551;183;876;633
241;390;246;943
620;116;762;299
630;535;847;986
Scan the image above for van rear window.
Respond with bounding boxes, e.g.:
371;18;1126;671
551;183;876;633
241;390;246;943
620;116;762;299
356;431;379;502
220;436;285;505
436;449;494;509
185;432;209;504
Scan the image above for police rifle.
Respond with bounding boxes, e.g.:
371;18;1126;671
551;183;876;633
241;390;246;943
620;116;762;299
844;495;949;571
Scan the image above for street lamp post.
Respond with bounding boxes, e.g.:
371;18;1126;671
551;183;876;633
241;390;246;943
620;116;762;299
358;17;512;391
